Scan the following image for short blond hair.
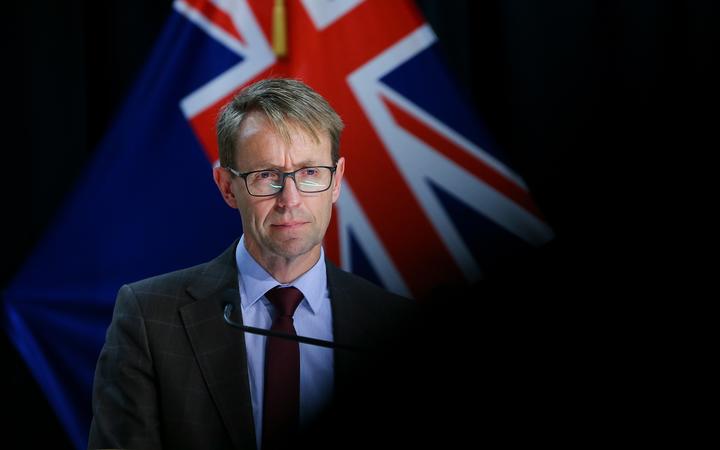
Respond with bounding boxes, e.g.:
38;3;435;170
216;78;344;168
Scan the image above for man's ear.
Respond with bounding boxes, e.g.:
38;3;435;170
213;166;239;209
331;157;345;204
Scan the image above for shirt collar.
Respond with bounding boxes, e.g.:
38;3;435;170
235;235;327;315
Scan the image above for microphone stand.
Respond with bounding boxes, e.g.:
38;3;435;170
223;303;359;352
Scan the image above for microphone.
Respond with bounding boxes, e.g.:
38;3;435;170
223;303;359;351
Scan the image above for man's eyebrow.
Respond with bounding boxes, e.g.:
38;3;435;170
295;160;324;167
245;160;326;170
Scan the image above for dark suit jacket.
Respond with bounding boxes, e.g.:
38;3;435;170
88;240;417;450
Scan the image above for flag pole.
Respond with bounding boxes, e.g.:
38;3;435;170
272;0;287;57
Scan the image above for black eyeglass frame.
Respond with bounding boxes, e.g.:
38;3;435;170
224;165;338;197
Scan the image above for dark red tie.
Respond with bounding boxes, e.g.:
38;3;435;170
262;286;304;450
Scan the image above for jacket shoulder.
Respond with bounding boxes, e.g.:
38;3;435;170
327;262;411;304
120;241;239;307
121;262;204;301
326;262;418;330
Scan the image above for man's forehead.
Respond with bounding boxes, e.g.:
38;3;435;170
237;111;323;144
234;111;331;165
236;111;272;137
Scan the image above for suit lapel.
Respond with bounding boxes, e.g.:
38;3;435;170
326;261;376;400
180;242;257;450
326;262;371;348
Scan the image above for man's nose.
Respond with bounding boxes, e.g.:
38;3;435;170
276;174;301;207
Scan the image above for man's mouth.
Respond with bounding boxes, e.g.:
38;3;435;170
271;221;308;228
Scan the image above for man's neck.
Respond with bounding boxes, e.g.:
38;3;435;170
245;242;321;284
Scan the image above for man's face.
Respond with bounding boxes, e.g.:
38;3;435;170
215;111;344;264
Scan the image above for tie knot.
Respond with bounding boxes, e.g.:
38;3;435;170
265;286;303;318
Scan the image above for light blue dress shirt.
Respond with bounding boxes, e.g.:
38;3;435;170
235;235;334;449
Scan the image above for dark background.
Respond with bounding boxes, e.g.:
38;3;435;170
3;0;715;447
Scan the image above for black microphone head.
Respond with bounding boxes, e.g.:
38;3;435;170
223;303;235;323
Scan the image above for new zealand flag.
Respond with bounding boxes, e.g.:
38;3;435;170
3;1;553;448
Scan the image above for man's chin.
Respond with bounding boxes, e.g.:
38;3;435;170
267;238;319;260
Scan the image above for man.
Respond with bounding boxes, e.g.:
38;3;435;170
88;78;419;450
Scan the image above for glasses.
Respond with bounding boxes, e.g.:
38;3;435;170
225;165;337;197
